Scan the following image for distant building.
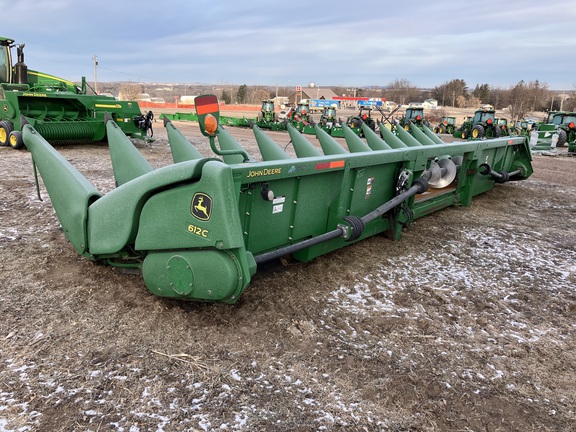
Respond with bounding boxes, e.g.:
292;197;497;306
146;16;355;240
180;95;198;104
423;98;438;109
288;87;339;105
408;99;438;109
136;93;152;102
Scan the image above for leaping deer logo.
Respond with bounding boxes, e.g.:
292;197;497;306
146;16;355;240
191;193;212;221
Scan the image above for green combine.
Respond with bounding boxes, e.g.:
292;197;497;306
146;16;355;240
0;36;151;149
22;94;534;303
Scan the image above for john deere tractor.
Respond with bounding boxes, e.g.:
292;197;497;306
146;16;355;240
319;105;339;128
496;118;511;137
0;36;150;149
399;107;425;130
454;107;501;139
537;111;576;147
434;116;456;134
257;99;277;123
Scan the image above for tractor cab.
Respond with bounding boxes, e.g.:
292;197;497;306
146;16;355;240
0;37;15;84
258;99;277;123
550;112;575;126
401;107;425;130
291;101;311;122
473;108;495;125
320;106;337;122
434;116;456;134
261;99;274;113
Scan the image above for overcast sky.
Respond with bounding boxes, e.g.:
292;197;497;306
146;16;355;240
2;0;575;91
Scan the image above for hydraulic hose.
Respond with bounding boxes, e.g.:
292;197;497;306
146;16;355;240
253;177;429;265
478;163;522;183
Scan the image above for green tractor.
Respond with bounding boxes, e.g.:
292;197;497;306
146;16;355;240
257;99;277;123
434;116;456;134
319;105;339;128
496;118;512;137
540;111;576;147
513;119;536;137
454;107;501;139
347;107;376;131
0;36;150;149
291;101;311;122
399;107;425;130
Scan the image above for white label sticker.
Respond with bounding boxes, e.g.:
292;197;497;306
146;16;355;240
273;204;284;214
273;196;286;205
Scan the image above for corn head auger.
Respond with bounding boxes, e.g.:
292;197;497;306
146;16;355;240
22;94;533;303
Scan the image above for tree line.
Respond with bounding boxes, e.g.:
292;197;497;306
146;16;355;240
364;78;574;121
114;78;574;121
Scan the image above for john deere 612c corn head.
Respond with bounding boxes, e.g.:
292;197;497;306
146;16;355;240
22;94;533;303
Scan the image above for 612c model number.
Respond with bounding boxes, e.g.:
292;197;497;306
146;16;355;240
188;224;208;238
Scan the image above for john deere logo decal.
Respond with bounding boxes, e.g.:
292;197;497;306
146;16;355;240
191;193;212;221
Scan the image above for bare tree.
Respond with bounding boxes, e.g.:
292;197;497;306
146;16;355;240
118;83;142;101
508;81;531;121
508;80;549;120
432;79;468;107
385;78;419;105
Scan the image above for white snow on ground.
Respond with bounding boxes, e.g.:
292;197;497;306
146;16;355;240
0;355;389;431
1;227;575;431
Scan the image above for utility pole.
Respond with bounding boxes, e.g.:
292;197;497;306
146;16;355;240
93;55;98;94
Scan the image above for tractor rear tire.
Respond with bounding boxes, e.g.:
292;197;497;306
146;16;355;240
9;131;24;150
493;127;501;138
438;125;446;134
0;121;14;146
556;129;567;147
472;125;485;139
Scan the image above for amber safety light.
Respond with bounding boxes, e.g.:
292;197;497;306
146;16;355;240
204;114;218;136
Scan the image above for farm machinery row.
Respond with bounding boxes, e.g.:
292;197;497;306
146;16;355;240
21;94;534;303
0;36;152;149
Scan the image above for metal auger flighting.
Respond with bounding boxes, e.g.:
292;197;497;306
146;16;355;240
22;94;534;304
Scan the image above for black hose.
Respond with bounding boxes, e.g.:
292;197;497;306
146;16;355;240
253;177;429;265
479;163;522;183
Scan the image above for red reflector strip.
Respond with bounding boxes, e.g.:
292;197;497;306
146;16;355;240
507;139;515;145
197;103;219;115
315;160;345;170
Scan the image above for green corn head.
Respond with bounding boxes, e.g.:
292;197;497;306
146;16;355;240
22;95;534;304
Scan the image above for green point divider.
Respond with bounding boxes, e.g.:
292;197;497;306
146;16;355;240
409;122;437;145
164;117;204;162
287;122;323;157
105;115;154;186
422;123;445;144
342;123;373;152
361;123;392;150
395;124;424;147
252;124;292;161
314;124;349;155
217;125;255;164
379;122;408;149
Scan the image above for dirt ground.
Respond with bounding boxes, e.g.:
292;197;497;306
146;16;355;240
1;111;575;432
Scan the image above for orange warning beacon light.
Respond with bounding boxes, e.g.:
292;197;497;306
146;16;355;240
195;94;220;137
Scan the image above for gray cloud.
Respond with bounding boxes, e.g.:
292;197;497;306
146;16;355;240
2;0;575;89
